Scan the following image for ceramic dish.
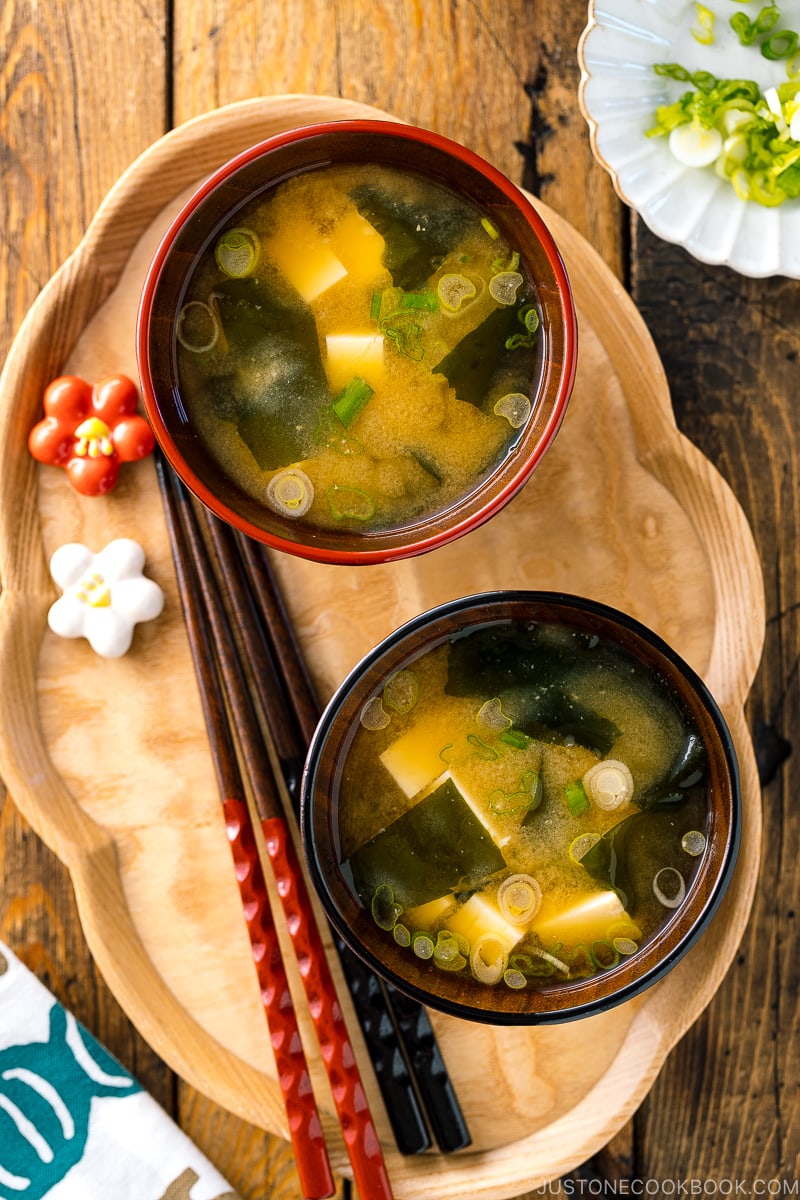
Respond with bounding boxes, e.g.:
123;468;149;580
579;0;800;277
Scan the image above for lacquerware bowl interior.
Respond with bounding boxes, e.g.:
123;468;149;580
301;591;741;1025
579;0;800;278
137;120;577;564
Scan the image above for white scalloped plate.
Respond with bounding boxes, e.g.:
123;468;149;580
579;0;800;277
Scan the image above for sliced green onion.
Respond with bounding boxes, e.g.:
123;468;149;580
566;943;595;979
176;301;220;353
503;967;528;989
326;483;376;522
565;779;590;817
494;392;531;429
569;831;601;863
477;697;512;730
613;937;639;956
530;946;570;976
654;62;693;82
763;29;799;59
491;249;520;272
436;273;478;312
582;759;634;811
412;932;435;959
756;4;781;34
691;3;715;45
497;874;542;925
653;866;687;909
487;788;532;816
360;696;390;730
466;733;499;760
265;467;314;518
470;934;508;984
383;669;420;714
331;376;374;427
371;883;402;931
681;830;707;856
369;289;383;321
382;318;424;360
393;923;411;947
481;217;500;239
730;10;759;44
590;940;620;971
489;271;524;305
433;930;467;971
214;227;260;278
400;289;438;311
438;741;455;763
499;728;529;749
505;304;540;351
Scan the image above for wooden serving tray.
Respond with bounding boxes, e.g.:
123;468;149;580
0;97;765;1198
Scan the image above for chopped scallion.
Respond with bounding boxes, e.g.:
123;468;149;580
505;304;540;350
499;727;529;749
214;227;260;278
264;467;314;518
360;696;390;730
331;376;374;427
383;669;420;714
399;289;438;311
762;29;799;59
436;273;477;312
477;697;512;730
481;216;500;239
590;940;620;971
497;874;542;924
652;866;687;909
565;779;590;817
466;733;499;760
371;883;402;931
691;3;715;45
326;483;376;522
494;392;531;429
176;301;220;353
412;932;435;959
369;289;383;321
489;271;524;305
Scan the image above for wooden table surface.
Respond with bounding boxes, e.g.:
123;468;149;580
0;2;795;1196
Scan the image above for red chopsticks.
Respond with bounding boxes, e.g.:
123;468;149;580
155;453;394;1200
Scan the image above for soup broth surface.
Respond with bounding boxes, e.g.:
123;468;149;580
337;620;710;993
175;163;543;533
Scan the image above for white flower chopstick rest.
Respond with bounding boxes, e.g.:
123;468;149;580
48;538;165;658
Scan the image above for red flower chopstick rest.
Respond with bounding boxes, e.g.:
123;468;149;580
28;374;155;495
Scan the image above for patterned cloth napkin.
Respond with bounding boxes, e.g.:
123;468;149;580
0;941;241;1200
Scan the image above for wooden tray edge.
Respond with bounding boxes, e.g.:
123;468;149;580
0;96;766;1197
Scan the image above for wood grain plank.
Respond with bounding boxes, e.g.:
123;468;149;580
630;227;799;1180
0;0;172;1132
0;4;314;1199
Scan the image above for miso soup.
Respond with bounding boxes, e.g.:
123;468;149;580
336;619;711;993
174;163;544;534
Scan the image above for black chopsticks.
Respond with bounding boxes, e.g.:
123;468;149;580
155;449;471;1159
221;517;471;1156
155;454;394;1200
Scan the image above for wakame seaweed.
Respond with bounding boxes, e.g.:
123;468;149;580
350;183;468;291
347;775;507;909
578;791;707;916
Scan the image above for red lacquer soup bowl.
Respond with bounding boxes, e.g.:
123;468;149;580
137;121;577;564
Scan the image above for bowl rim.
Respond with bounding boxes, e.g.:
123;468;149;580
301;589;743;1024
135;119;579;564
